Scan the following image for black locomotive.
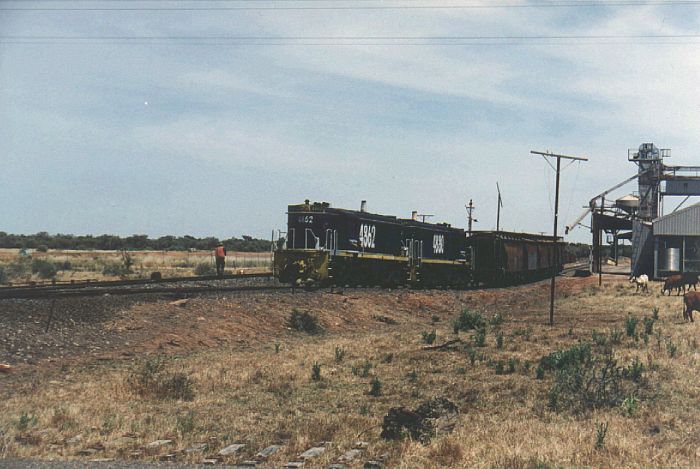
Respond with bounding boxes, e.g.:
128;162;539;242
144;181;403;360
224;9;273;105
273;201;562;288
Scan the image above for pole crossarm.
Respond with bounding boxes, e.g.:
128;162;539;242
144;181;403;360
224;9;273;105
530;150;589;162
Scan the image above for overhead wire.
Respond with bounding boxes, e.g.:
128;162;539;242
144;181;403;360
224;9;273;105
3;0;700;10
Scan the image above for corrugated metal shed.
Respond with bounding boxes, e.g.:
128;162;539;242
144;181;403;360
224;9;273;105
653;202;700;236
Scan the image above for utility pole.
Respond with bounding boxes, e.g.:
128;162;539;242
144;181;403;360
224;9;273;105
465;200;477;235
531;150;588;326
496;183;503;232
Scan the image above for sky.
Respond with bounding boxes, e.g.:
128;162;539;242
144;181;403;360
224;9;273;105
1;0;699;243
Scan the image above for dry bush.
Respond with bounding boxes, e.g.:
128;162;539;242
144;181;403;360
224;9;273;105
126;356;195;401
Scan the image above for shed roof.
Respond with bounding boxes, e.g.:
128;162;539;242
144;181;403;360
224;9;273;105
653;202;700;236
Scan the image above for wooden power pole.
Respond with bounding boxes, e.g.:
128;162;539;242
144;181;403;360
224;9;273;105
531;150;588;326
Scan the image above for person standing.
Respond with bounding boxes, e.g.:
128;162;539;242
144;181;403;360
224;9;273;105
214;243;226;277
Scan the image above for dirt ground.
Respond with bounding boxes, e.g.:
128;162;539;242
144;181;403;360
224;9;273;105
1;275;699;468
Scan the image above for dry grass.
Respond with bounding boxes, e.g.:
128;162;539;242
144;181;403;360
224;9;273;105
0;248;271;284
2;276;700;467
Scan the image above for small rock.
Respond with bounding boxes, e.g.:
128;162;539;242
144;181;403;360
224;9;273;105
283;463;304;469
159;453;177;461
218;443;246;456
202;459;219;465
66;434;83;445
75;448;97;456
89;459;115;463
299;446;325;459
170;299;189;307
185;443;208;454
145;439;173;449
339;449;363;462
364;461;383;469
256;444;282;459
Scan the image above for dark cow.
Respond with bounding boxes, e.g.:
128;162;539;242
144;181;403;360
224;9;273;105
683;291;700;322
662;274;685;296
682;272;699;292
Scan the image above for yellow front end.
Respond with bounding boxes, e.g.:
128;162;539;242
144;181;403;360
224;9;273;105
273;250;330;286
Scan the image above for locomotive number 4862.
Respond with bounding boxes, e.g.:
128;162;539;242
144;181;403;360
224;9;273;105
359;223;376;249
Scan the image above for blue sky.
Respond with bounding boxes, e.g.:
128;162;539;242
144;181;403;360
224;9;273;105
1;1;699;243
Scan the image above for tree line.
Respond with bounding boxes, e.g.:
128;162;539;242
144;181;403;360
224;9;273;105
0;232;271;252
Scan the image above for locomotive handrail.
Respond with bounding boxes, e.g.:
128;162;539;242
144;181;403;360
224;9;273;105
305;228;320;250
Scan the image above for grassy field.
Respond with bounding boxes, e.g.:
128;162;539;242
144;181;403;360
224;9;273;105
0;248;272;284
1;276;699;468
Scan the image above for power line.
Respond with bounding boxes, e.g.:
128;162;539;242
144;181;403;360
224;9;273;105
3;0;700;10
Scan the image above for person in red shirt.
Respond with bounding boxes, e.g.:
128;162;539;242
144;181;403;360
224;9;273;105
214;243;226;277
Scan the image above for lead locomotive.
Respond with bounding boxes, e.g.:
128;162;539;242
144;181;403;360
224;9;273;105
273;201;561;288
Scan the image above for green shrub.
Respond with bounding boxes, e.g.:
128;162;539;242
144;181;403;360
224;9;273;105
176;411;196;435
369;377;382;397
595;421;608;450
127;356;195;401
545;349;644;414
489;313;504;327
31;259;58;279
621;396;639;417
311;362;322;381
16;412;37;431
496;331;504;349
194;262;216;276
643;317;655;335
494;361;505;375
609;329;623;345
352;360;373;378
334;346;345;363
472;326;487;347
625;315;638;337
0;266;7;284
591;331;607;346
623;358;644;383
422;330;436;345
287;309;322;334
667;340;678;358
407;370;418;382
453;309;486;333
537;343;592;376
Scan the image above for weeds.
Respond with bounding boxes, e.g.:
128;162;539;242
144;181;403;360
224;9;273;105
592;331;607;346
643;317;655;335
621;396;639;417
352;360;373;378
473;326;487;347
652;307;659;321
287;309;322;334
369;377;382;397
194;262;216;276
625;315;638;337
126;356;195;401
496;331;504;349
594;421;608;450
16;413;37;432
609;328;623;345
422;330;437;345
489;313;504;328
666;340;678;358
176;411;196;435
453;309;486;333
311;362;322;381
334;346;345;363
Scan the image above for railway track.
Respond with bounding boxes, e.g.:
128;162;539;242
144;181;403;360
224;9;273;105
0;263;589;300
0;272;283;300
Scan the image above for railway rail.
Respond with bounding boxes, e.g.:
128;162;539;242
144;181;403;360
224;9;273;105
0;272;279;300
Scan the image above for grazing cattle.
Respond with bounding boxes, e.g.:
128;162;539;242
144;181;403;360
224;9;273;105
683;291;700;322
662;274;685;296
629;274;649;293
682;272;699;292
